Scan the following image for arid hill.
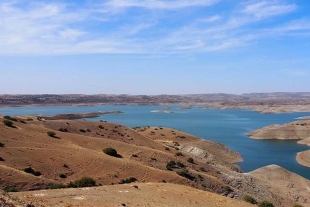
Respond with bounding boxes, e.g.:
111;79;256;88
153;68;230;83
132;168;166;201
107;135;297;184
0;183;257;207
1;115;310;206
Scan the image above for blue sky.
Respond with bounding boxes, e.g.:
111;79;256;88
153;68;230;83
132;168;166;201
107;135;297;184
0;0;309;95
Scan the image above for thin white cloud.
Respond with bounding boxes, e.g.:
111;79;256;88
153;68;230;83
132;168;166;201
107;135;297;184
242;0;296;19
0;0;308;56
201;15;221;23
105;0;221;10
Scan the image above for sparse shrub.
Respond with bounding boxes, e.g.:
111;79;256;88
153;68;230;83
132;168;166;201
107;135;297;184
164;147;170;151
47;131;56;137
199;167;206;172
166;160;176;170
0;142;4;147
119;177;137;184
177;170;195;180
243;195;258;204
187;157;194;163
63;164;69;168
293;204;304;207
68;177;96;188
59;173;67;178
58;128;68;132
79;129;86;133
49;184;67;189
0;157;4;161
87;129;91;132
4;116;18;122
223;185;232;192
5;187;19;192
176;161;185;168
98;125;104;129
257;200;275;207
19;120;27;124
175;152;183;156
103;147;118;157
24;167;42;176
3;120;14;127
132;154;138;157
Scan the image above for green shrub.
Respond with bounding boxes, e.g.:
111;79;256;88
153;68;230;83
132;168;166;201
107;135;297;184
223;186;232;192
3;120;14;127
5;187;19;192
24;167;42;176
177;170;195;180
47;131;56;137
98;125;104;129
59;173;67;178
68;177;96;188
187;157;194;163
103;148;118;157
242;195;258;204
293;204;304;207
49;184;67;189
166;160;176;170
175;152;183;156
4;116;18;122
119;177;137;184
58;128;68;132
257;200;275;207
176;161;185;168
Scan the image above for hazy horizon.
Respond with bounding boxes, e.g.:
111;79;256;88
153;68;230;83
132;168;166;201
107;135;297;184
1;0;309;94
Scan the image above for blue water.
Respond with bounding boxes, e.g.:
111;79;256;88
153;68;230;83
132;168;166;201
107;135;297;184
1;105;310;179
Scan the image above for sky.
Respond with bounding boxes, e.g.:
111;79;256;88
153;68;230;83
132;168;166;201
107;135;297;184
0;0;310;95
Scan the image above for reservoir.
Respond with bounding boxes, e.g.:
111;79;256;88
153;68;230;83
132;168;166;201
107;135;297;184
1;105;309;179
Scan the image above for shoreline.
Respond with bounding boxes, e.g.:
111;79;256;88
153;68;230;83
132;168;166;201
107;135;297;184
296;150;310;168
247;120;310;168
2;103;310;114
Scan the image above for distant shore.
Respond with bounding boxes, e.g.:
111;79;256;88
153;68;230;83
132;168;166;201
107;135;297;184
1;93;310;114
2;102;310;114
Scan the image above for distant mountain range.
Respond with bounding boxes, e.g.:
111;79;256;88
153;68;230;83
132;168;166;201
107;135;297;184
1;92;310;106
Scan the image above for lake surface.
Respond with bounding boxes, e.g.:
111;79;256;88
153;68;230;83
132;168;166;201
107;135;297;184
1;105;310;179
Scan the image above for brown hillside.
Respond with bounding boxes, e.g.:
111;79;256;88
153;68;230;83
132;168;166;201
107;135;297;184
0;116;237;194
1;115;310;207
1;183;257;207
